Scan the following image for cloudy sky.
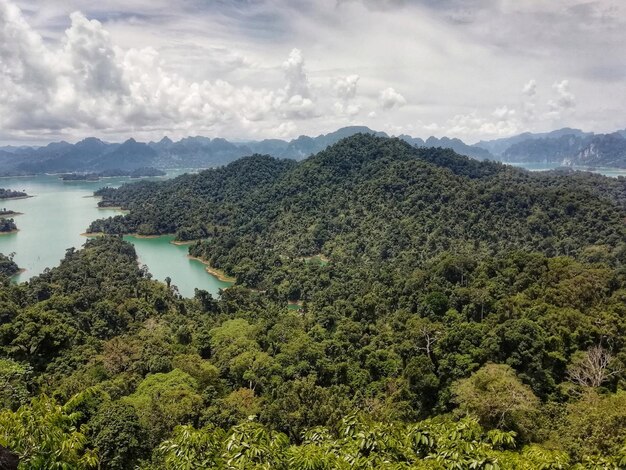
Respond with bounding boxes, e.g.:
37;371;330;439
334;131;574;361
1;0;625;145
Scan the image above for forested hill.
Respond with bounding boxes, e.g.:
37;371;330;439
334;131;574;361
91;154;298;240
90;134;626;282
3;135;626;467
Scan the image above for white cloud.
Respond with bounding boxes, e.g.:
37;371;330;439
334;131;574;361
274;49;320;119
64;12;127;95
334;74;359;100
333;74;360;117
520;79;538;122
444;109;521;140
379;87;406;110
522;79;537;97
0;0;63;129
274;121;297;137
422;78;578;141
0;1;326;140
282;48;310;98
492;106;516;120
281;94;317;119
334;101;360;116
522;100;537;122
547;79;576;117
423;122;441;132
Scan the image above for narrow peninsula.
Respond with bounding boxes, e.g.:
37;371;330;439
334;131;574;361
0;188;29;199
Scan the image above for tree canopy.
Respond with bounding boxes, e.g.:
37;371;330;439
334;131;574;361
1;135;626;468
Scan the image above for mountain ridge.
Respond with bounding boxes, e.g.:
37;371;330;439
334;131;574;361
2;125;626;175
491;130;626;167
0;126;496;175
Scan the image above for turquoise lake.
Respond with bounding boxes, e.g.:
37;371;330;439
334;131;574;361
508;161;626;177
0;173;232;297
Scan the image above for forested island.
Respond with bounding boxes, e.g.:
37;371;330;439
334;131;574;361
0;218;17;234
0;188;28;199
1;135;626;468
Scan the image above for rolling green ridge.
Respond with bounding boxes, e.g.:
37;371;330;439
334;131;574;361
90;134;625;287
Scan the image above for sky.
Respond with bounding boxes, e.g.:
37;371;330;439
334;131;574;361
1;0;625;145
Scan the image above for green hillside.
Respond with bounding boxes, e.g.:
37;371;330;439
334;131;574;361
1;135;626;468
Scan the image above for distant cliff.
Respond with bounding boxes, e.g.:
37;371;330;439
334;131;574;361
475;128;626;168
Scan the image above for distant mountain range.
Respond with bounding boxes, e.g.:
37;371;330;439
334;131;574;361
1;125;625;175
495;131;626;168
476;128;626;168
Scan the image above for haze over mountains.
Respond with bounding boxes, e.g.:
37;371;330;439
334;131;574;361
1;125;625;176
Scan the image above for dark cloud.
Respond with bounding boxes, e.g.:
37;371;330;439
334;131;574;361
84;10;162;23
582;64;626;82
338;0;494;16
182;0;297;41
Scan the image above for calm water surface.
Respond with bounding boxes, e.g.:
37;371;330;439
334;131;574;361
123;235;232;297
508;161;626;177
0;173;231;297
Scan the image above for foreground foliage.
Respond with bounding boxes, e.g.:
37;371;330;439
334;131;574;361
0;253;19;277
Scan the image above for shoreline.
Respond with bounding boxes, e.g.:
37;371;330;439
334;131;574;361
170;239;199;246
127;233;167;239
0;172;182;179
125;233;199;245
10;268;26;278
0;195;33;200
117;233;201;245
97;206;130;212
81;232;172;239
187;255;236;283
61;174;166;182
61;178;100;182
0;229;19;235
0;211;22;218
